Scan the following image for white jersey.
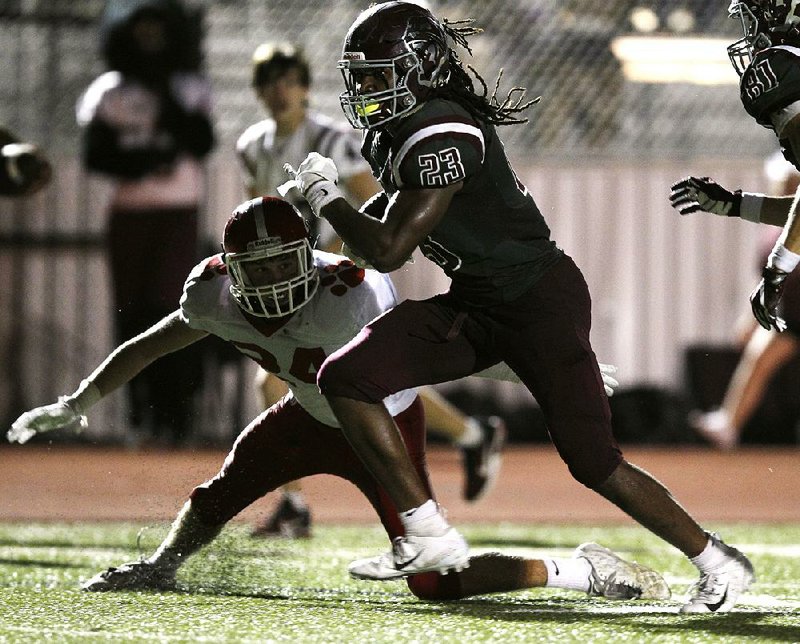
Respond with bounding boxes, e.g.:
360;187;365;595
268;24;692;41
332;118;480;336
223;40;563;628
179;250;416;427
236;110;369;197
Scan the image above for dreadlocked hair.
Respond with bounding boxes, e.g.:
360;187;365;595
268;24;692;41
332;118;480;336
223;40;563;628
437;18;540;126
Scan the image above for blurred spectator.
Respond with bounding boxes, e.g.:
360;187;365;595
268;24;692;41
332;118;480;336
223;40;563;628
76;0;215;446
237;42;377;252
689;152;800;449
0;128;51;197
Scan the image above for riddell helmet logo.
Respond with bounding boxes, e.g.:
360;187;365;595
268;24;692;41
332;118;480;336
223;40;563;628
247;236;281;251
343;51;366;61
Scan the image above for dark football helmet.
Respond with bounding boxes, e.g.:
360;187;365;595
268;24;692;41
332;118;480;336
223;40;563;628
337;1;451;129
728;0;800;75
223;196;318;318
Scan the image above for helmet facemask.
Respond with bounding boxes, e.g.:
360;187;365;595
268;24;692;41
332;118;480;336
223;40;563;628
727;1;773;75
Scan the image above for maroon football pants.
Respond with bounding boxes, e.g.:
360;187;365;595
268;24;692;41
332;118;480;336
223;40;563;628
319;254;623;488
188;395;460;599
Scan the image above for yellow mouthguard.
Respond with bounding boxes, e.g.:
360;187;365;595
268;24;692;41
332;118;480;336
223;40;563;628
356;102;381;117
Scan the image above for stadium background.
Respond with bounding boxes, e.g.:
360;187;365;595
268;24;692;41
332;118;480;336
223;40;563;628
0;0;793;447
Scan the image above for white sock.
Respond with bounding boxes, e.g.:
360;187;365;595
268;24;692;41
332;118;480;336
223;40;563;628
400;499;449;536
543;557;592;593
455;418;483;448
690;536;730;573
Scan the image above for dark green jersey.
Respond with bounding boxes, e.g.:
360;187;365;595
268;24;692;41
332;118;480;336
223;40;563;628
362;98;562;306
740;45;800;167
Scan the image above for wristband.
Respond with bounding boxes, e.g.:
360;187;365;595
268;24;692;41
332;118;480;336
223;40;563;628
65;379;102;415
767;243;800;273
305;179;345;216
740;192;764;223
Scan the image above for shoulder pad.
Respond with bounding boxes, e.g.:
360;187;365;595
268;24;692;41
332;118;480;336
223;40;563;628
236;119;273;153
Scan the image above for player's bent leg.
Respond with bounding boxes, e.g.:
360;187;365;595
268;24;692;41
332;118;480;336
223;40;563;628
405;547;669;601
343;398;470;581
82;501;221;592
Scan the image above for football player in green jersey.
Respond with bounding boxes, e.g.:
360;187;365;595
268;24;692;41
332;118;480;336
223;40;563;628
287;1;754;612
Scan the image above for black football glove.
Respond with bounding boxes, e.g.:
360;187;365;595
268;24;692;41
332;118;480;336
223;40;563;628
750;266;789;332
669;176;742;217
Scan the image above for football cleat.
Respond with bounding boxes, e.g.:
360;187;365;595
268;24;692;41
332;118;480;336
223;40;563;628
81;560;176;592
576;542;671;600
251;496;312;539
680;534;755;613
462;416;507;502
348;528;470;580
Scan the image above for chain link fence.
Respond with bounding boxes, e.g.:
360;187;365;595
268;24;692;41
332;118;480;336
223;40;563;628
0;1;779;442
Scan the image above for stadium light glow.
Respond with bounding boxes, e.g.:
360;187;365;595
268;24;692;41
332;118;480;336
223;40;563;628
610;35;739;85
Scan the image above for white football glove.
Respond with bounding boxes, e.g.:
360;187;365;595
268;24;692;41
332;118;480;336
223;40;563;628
7;397;87;445
598;363;619;397
280;152;344;216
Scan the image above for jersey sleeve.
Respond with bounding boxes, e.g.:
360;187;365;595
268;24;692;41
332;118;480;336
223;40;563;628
741;46;800;133
390;101;485;189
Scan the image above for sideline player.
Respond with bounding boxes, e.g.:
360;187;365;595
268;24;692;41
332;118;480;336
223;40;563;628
7;196;667;602
284;1;754;613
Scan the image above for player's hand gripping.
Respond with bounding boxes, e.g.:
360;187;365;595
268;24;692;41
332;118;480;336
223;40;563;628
280;152;344;216
598;363;619;397
669;176;742;217
750;266;789;332
7;397;87;444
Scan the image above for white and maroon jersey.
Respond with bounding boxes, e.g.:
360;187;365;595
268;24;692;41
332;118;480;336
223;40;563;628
236;110;370;198
236;111;371;247
179;250;416;426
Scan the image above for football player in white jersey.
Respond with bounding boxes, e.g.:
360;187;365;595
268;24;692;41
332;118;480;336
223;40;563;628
238;42;512;539
7;196;667;602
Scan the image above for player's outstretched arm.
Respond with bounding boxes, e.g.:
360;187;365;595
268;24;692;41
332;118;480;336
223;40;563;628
7;311;208;444
669;175;792;227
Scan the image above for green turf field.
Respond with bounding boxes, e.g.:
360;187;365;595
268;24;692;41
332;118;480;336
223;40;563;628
1;522;798;643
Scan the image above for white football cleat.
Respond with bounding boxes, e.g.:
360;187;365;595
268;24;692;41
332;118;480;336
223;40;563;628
576;542;671;600
81;560;176;592
348;528;470;580
680;535;755;613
